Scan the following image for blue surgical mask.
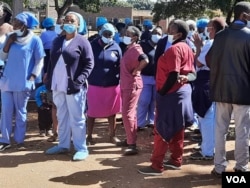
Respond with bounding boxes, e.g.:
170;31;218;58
101;36;113;44
63;24;76;34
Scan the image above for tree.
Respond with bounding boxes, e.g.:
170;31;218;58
151;0;250;24
151;0;209;22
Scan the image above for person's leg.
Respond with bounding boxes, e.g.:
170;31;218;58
121;88;141;145
47;103;58;142
13;91;30;144
213;102;232;173
53;91;71;149
107;114;116;137
0;91;14;144
150;129;169;171
67;89;88;160
147;83;156;126
86;116;95;143
37;107;46;136
233;104;250;172
200;103;216;157
169;128;185;167
137;83;150;128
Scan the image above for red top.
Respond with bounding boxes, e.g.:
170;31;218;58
156;41;195;93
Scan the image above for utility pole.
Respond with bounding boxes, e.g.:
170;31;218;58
13;0;24;16
46;0;49;17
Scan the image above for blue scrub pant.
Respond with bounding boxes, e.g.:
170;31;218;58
53;89;88;152
199;103;216;156
0;91;30;144
137;75;156;128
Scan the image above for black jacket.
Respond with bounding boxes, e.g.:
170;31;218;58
207;22;250;104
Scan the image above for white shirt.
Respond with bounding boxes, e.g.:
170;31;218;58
197;39;214;71
51;39;73;92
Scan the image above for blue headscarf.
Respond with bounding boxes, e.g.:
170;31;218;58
66;11;87;35
15;12;39;29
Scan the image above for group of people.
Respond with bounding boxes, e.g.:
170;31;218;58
0;0;249;178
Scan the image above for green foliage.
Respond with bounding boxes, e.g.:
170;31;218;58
152;0;208;22
151;0;250;23
127;0;154;10
0;0;12;7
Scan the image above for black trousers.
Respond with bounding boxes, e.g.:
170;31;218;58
38;106;52;131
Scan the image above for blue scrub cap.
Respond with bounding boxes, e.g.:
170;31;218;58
42;17;55;28
96;16;108;28
15;12;39;29
125;18;132;25
196;18;209;29
66;11;87;35
143;19;153;29
100;23;116;37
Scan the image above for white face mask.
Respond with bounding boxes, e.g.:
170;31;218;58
151;34;161;44
101;36;113;44
123;36;132;45
167;35;174;44
187;30;195;39
13;28;24;37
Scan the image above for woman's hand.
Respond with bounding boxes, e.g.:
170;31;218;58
3;33;17;53
178;75;188;85
132;69;141;76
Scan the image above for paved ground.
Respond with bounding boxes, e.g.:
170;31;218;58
0;102;244;188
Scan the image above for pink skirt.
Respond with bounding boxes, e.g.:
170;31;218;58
87;85;121;118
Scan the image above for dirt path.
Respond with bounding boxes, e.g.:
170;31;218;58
0;103;243;188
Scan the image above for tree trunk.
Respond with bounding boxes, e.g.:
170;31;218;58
54;0;73;21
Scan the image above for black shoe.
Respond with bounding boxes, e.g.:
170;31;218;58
211;168;222;178
137;127;146;132
233;167;244;172
0;143;11;151
193;129;201;134
189;151;214;160
123;145;138;155
116;139;129;147
138;166;163;176
146;124;154;128
163;160;181;170
16;143;27;151
191;135;202;142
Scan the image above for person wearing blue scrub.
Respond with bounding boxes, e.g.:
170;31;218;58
137;26;163;130
0;12;45;151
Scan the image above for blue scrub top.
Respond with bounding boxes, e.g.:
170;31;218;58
1;34;45;91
